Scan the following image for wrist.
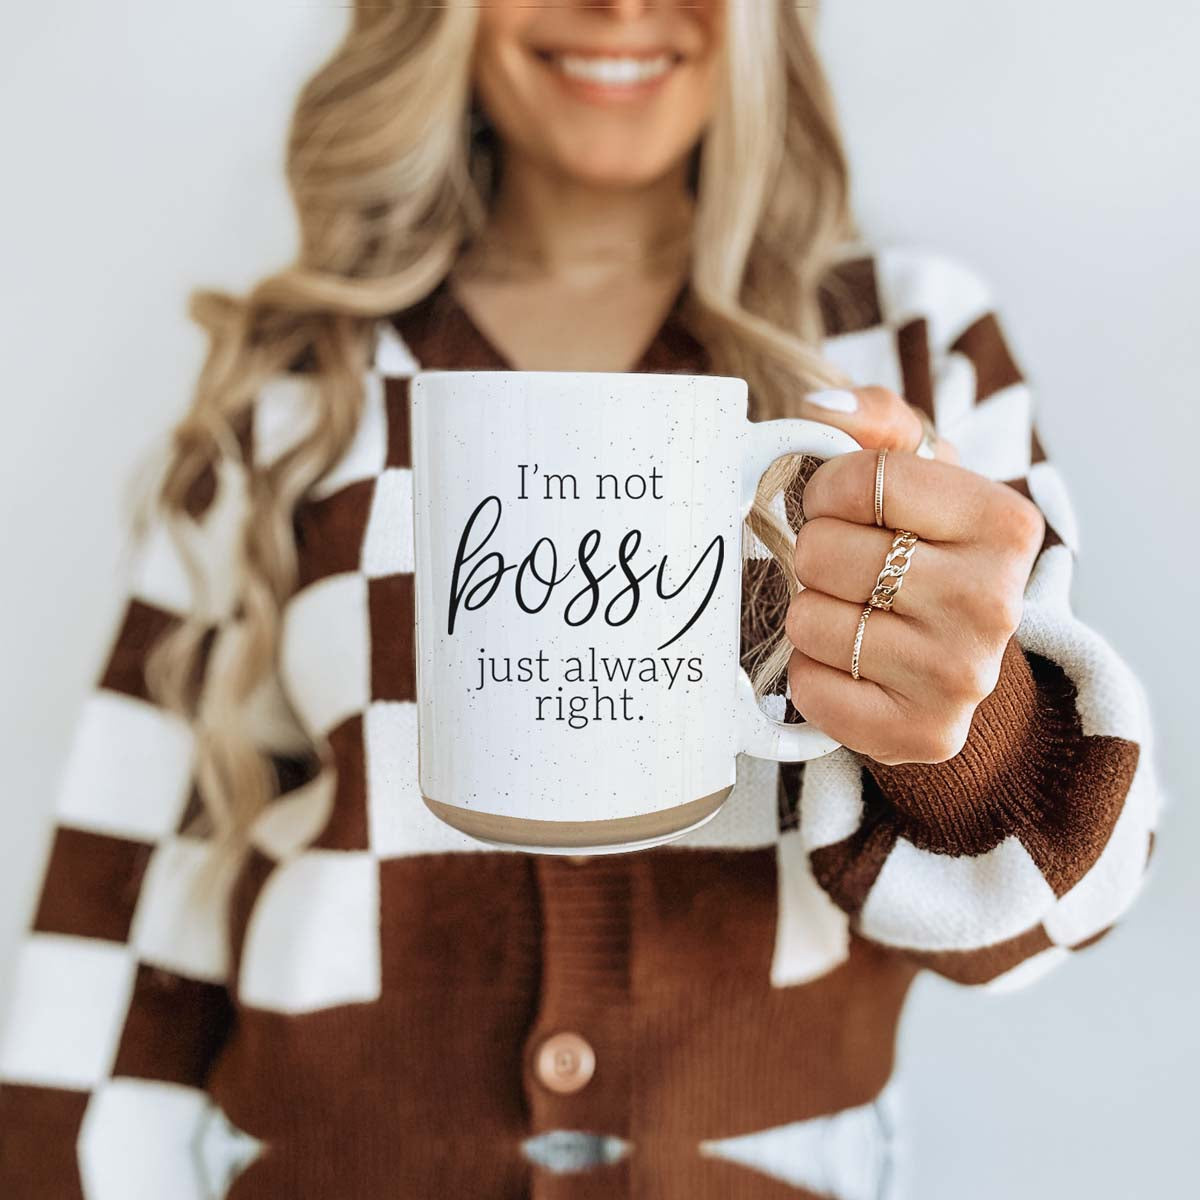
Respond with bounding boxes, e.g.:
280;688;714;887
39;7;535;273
857;636;1077;854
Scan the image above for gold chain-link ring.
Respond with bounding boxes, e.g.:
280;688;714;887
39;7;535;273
851;604;873;680
868;529;920;612
873;448;888;528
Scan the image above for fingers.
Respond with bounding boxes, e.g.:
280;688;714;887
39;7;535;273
785;587;936;697
785;650;923;764
802;448;1016;544
788;650;976;765
793;516;964;622
800;386;925;453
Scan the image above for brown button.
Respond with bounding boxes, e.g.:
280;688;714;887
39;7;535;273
534;1031;595;1094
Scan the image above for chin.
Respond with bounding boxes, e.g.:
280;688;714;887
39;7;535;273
548;141;688;191
559;162;669;190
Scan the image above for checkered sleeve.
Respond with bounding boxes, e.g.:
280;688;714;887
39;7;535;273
759;246;1164;992
0;440;267;1197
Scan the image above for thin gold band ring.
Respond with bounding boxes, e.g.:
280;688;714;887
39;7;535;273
914;409;938;459
850;604;873;680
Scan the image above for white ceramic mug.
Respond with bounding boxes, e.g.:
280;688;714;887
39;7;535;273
410;370;860;854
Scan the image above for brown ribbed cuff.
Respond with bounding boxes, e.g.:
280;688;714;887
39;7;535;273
856;636;1086;857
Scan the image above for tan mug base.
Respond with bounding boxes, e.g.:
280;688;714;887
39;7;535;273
423;785;734;855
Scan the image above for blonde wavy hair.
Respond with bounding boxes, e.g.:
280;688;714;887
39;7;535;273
140;0;860;844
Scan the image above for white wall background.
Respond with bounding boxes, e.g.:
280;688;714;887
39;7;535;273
1;2;1195;1195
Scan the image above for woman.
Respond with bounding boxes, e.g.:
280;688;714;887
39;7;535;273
0;2;1161;1197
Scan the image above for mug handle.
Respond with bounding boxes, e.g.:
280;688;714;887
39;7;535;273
736;417;862;763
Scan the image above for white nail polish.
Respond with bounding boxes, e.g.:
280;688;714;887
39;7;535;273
804;388;858;413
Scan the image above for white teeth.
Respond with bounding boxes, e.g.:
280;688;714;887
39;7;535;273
552;54;674;86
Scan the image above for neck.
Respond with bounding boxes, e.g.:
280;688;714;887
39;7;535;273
463;146;696;287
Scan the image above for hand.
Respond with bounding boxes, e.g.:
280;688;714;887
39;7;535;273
785;386;1045;765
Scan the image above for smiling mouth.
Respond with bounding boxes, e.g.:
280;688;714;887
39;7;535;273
532;48;683;89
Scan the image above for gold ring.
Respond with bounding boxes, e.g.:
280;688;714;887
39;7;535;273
868;529;920;612
851;604;873;680
914;409;938;459
873;448;887;527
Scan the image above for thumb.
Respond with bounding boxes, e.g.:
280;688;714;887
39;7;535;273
799;386;958;462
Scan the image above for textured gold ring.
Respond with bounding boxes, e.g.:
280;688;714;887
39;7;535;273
850;605;873;680
873;448;888;527
868;529;920;612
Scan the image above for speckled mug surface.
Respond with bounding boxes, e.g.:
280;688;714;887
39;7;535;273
409;370;859;854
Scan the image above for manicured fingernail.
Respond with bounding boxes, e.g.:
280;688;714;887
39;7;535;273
804;388;858;413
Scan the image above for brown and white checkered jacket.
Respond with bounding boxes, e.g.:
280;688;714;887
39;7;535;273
0;243;1162;1199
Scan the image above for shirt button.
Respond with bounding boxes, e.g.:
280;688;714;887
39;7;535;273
534;1031;596;1094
